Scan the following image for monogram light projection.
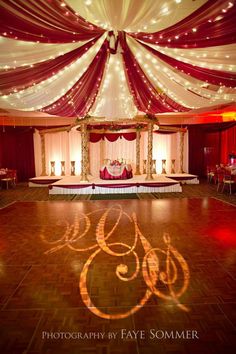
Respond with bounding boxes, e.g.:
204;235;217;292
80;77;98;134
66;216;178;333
40;205;190;319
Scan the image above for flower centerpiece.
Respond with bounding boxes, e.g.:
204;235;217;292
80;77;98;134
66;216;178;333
110;159;122;166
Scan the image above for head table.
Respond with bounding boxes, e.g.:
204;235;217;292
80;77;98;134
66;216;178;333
100;162;133;180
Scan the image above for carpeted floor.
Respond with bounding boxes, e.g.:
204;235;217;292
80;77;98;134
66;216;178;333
0;179;236;208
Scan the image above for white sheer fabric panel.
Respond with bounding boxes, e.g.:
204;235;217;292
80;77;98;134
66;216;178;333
90;137;136;176
33;130;42;176
67;0;206;32
103;137;136;167
34;129;82;176
0;34;106;110
143;131;188;174
0;37;89;68
128;37;235;107
89;141;101;177
45;132;69;175
145;43;236;72
68;130;82;175
90;53;138;119
34;129;188;177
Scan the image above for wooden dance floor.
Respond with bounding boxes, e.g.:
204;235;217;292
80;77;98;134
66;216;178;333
0;198;235;353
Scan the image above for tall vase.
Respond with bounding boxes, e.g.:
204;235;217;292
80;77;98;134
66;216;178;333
161;159;166;174
171;159;176;174
50;161;55;176
61;161;65;176
71;161;75;176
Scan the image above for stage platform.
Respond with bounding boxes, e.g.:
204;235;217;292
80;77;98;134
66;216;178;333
28;174;198;195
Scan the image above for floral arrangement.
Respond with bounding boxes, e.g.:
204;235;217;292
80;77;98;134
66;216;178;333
110;159;122;166
145;113;159;124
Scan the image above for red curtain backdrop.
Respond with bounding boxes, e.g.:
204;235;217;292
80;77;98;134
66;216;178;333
189;123;236;176
0;127;35;181
89;132;136;142
220;125;236;163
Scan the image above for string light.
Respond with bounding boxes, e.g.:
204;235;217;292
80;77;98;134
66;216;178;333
0;35;106;111
128;37;235;109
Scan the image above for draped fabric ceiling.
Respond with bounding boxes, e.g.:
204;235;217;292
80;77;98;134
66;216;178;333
0;0;235;125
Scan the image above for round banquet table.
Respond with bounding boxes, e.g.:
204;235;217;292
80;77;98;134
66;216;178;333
100;164;133;180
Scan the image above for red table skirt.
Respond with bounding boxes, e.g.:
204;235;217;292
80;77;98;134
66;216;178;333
100;166;133;180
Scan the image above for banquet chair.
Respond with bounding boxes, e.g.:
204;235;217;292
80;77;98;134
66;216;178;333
215;169;225;192
222;174;235;194
207;165;217;183
1;170;17;189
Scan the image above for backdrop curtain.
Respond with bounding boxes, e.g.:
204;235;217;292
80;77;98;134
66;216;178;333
143;131;188;174
188;122;236;176
34;129;82;176
0;127;35;181
33;129;188;178
220;125;236;163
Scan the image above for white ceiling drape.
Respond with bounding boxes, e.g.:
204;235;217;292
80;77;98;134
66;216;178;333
127;36;236;109
0;0;235;121
0;37;91;68
66;0;207;32
0;34;106;111
90;53;138;119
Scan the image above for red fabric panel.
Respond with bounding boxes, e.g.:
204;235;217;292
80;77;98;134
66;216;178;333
0;0;104;43
42;39;109;117
0;38;99;95
138;40;236;88
119;31;188;114
0;127;35;181
122;132;136;141
90;132;136;142
90;133;103;143
100;166;133;180
154;131;176;135
188;126;206;177
130;0;236;48
188;123;236;176
220;125;236;163
104;133;120;142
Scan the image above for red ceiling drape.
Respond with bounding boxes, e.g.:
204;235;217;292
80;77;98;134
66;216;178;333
42;39;109;117
0;0;105;43
138;41;236;88
0;0;235;119
0;37;101;95
130;0;236;48
119;32;188;114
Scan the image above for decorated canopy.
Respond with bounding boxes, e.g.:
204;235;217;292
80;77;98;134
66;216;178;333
0;0;235;124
